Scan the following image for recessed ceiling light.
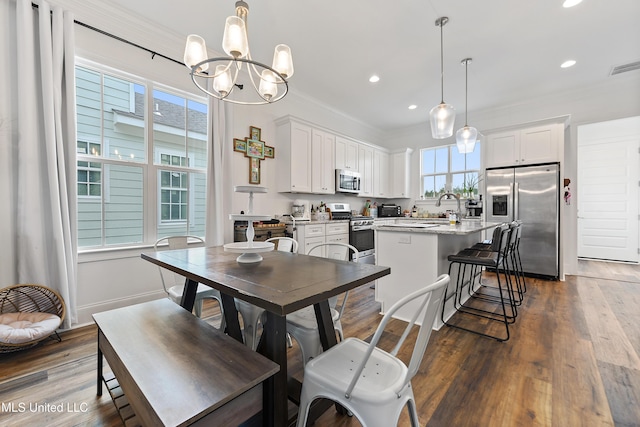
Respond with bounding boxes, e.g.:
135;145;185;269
563;0;583;8
369;75;380;83
561;60;576;68
408;105;417;110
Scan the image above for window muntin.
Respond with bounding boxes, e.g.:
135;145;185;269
420;143;481;198
75;64;208;249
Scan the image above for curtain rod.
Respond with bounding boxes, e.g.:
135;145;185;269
31;2;184;68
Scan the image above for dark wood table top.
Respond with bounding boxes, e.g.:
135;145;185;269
141;245;391;316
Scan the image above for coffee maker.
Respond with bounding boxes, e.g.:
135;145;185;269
465;196;483;218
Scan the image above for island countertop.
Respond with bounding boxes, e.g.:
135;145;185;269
375;219;500;235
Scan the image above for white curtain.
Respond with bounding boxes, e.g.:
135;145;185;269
205;98;234;246
1;0;78;328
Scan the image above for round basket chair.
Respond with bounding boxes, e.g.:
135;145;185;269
0;284;66;353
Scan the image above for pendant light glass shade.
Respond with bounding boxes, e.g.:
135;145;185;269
455;58;477;153
430;103;456;139
456;126;478;153
430;17;455;139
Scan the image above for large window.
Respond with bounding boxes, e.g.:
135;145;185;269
420;143;481;198
75;63;208;249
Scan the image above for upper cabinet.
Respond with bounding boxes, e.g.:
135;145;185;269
311;129;336;194
335;136;359;171
373;149;390;198
358;144;374;197
276;118;313;193
485;123;563;168
391;148;413;198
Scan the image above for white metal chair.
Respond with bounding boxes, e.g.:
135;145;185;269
235;237;299;350
154;236;224;328
296;274;449;427
286;242;358;366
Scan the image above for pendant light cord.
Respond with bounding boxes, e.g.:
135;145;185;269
439;21;444;103
464;59;468;126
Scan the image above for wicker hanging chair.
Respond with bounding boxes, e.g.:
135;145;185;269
0;284;66;353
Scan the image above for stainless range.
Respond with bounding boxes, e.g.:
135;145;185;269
327;203;375;265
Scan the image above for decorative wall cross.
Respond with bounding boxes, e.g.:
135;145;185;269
233;126;275;184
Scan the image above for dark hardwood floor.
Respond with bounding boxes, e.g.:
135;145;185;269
1;259;639;426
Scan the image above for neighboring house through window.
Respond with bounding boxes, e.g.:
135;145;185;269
75;62;208;249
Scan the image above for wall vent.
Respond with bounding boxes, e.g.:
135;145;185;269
610;60;640;76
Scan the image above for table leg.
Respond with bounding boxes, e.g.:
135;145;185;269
97;334;103;396
179;278;198;312
220;293;243;344
314;300;338;350
261;312;288;427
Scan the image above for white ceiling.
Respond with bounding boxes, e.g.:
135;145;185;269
104;0;639;132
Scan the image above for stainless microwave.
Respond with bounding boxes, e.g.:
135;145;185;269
335;169;361;193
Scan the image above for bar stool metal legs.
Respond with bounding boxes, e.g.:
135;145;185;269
441;224;513;342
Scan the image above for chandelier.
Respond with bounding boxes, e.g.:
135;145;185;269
429;17;456;139
455;58;478;153
183;1;294;105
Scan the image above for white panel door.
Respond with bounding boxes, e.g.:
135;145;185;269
577;117;640;262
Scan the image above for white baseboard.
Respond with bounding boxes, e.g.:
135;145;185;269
73;290;166;328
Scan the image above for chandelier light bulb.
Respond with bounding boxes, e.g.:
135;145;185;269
213;65;234;97
272;44;294;79
183;34;208;72
222;16;248;58
258;70;278;100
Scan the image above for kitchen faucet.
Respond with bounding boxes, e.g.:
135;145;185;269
435;192;462;222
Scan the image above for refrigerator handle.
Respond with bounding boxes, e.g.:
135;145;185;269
514;182;519;220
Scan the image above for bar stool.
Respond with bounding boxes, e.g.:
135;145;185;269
442;223;514;341
469;221;524;307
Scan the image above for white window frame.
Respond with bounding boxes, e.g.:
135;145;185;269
75;59;208;251
420;142;482;199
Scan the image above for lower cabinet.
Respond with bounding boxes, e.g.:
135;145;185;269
295;222;350;255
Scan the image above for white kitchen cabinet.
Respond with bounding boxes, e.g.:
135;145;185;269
325;222;349;245
358;144;374;197
373;149;390;198
276;118;313;193
391;148;413;198
485;124;562;168
311;129;335;194
297;223;326;255
335;136;359;170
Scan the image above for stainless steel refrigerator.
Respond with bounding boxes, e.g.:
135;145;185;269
485;162;559;279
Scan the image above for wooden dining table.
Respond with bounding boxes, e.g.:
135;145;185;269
141;245;390;427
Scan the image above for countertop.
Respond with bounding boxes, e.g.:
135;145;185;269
375;219;500;235
279;218;349;225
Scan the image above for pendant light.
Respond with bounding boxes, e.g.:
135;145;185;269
429;17;456;139
456;58;478;153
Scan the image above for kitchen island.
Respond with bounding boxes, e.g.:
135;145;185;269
375;219;500;328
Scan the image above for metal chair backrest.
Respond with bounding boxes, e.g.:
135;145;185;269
153;235;205;294
266;237;298;253
306;242;359;316
345;274;450;398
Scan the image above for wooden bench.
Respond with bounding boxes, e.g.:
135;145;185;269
94;299;279;427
